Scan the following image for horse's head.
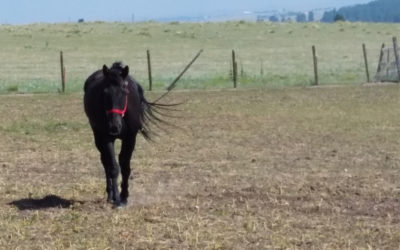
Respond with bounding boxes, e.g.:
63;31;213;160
102;63;130;136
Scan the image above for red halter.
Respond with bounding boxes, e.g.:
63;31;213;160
107;96;128;117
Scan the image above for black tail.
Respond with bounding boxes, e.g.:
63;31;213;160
138;49;203;140
138;84;181;140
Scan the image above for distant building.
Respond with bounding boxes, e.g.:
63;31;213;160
255;9;329;23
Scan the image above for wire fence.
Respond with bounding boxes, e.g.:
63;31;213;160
0;31;395;93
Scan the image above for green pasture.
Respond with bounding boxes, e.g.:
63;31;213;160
0;21;398;93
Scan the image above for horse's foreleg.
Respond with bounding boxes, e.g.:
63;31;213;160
119;133;137;205
106;143;121;206
100;155;113;203
95;133;121;205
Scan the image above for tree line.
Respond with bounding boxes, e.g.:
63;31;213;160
321;0;400;23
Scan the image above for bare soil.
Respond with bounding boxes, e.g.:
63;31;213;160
0;85;400;249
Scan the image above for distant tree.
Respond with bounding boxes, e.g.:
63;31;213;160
334;14;346;22
322;0;400;23
269;16;279;22
308;11;315;22
78;18;85;23
321;9;336;23
296;13;307;22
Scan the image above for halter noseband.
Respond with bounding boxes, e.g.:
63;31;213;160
107;96;128;117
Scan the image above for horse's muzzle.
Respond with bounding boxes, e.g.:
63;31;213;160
109;125;121;136
107;114;123;136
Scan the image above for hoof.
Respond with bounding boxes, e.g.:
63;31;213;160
106;192;114;204
113;199;128;209
120;199;128;206
113;202;127;209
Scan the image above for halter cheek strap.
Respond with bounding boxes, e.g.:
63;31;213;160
107;96;128;117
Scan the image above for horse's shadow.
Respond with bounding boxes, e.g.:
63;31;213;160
9;195;74;210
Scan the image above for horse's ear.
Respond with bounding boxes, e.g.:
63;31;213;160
102;65;109;76
122;66;129;78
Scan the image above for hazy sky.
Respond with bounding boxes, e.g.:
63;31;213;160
1;0;372;24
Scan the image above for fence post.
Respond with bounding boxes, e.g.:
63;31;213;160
147;49;153;91
376;43;385;74
392;37;400;83
60;51;66;93
387;44;391;79
362;43;370;83
232;50;237;88
312;45;318;86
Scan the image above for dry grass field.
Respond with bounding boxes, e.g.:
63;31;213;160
0;84;399;249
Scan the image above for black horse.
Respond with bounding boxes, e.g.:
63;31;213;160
84;62;169;207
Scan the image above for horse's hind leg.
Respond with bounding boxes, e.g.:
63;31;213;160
119;132;137;205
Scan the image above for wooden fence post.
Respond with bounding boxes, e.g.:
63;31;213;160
362;43;370;83
147;49;153;91
387;44;391;79
60;51;66;93
232;50;237;88
312;45;318;86
376;43;385;74
392;37;400;83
